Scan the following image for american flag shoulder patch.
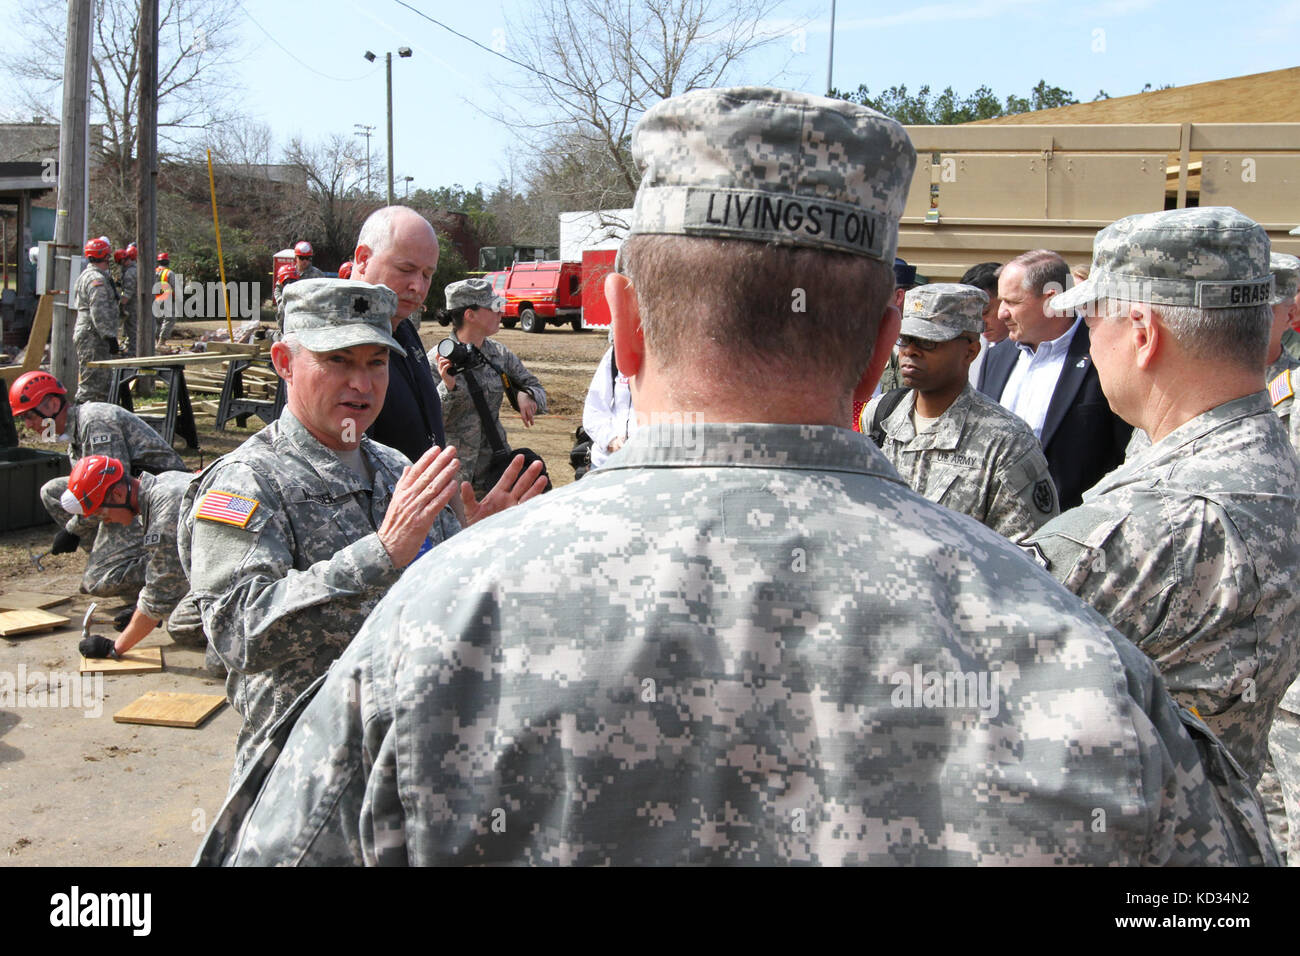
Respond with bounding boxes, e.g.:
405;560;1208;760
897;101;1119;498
196;490;260;528
1269;369;1294;407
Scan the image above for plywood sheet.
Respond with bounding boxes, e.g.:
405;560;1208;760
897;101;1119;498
972;67;1300;125
79;646;164;674
0;608;71;636
0;591;73;611
113;691;226;728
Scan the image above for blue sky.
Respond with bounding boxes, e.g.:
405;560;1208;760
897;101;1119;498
4;0;1297;198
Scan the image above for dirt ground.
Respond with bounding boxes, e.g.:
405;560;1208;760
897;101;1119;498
0;319;610;866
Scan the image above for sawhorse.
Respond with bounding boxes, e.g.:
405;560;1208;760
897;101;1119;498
214;356;286;430
108;366;200;450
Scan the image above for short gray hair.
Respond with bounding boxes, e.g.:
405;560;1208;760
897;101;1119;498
1154;302;1270;370
1100;300;1270;370
356;205;423;258
278;331;303;356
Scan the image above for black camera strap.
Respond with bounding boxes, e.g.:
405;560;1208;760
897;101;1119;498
462;368;509;456
475;349;525;412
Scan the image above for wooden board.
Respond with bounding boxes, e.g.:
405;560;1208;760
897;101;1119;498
113;691;226;728
0;608;71;636
20;294;55;372
0;591;72;611
79;646;164;674
85;352;251;369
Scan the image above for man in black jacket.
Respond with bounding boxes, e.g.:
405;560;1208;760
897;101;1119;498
353;206;446;461
977;250;1131;510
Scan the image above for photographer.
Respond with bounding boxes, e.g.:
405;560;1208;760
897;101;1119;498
435;278;550;496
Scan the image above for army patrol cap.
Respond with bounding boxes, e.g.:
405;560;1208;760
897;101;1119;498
627;87;916;263
445;277;505;313
1270;252;1300;304
1051;207;1272;313
282;278;405;357
899;283;987;341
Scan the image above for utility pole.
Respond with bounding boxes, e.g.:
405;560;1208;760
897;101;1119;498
136;0;159;363
385;52;394;206
51;0;92;391
363;47;410;206
354;123;374;196
826;0;836;95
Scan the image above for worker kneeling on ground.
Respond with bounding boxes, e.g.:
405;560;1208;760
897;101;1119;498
64;455;202;660
178;278;546;780
10;369;185;620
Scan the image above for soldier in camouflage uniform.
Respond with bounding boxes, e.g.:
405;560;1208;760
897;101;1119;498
435;278;549;497
119;245;138;356
1026;207;1300;794
861;284;1058;543
1263;253;1300;447
73;238;120;404
1261;252;1300;862
873;257;919;394
56;456;198;660
1125;252;1300;462
195;88;1275;867
9;370;183;602
177;279;468;780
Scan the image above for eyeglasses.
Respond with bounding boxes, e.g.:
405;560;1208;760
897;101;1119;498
897;334;978;352
897;335;942;352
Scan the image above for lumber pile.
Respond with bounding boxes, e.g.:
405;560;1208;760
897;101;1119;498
183;360;279;403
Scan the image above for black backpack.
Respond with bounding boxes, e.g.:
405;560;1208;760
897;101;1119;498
867;388;910;448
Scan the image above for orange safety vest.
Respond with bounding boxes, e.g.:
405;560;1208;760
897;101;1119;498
155;266;173;302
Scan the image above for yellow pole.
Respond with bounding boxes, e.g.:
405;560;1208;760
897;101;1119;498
206;149;233;339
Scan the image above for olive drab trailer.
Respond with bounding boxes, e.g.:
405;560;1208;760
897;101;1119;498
894;121;1300;280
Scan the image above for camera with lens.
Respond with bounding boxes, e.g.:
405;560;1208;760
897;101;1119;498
436;338;485;377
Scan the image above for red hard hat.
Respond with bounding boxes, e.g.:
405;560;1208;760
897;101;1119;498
62;455;127;516
9;370;66;417
113;249;126;264
84;237;111;260
337;261;353;279
157;252;169;264
294;241;314;257
125;243;138;260
276;264;297;285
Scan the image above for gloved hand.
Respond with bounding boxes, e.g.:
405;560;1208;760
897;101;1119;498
79;634;118;659
107;337;120;354
51;530;80;554
112;606;135;631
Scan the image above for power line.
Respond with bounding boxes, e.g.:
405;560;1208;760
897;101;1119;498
237;0;381;82
388;0;636;112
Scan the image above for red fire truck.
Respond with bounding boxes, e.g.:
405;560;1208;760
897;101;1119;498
500;260;583;333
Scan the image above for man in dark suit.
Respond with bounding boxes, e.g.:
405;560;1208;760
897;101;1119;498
353;207;446;463
977;249;1130;510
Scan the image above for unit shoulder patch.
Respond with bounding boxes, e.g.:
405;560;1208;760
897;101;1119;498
196;490;260;528
1032;478;1055;514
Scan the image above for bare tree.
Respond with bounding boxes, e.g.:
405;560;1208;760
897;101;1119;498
282;134;375;266
502;0;792;205
6;0;244;190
